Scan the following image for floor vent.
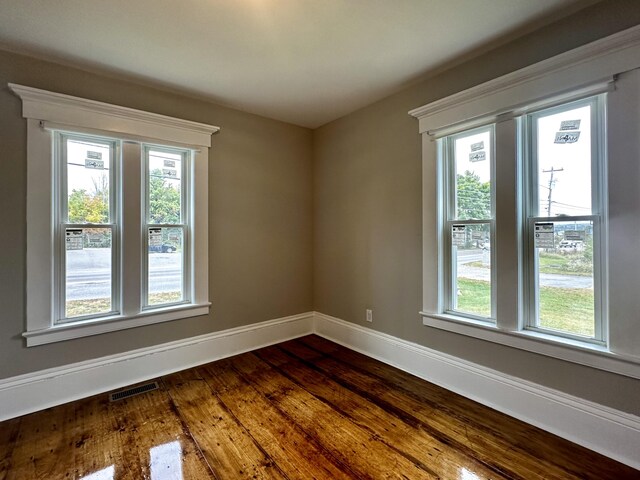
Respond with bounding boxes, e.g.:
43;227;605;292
109;381;160;402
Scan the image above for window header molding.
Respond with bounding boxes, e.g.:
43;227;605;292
9;83;220;147
409;24;640;136
422;79;614;139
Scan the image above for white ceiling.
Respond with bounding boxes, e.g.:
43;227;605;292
0;0;594;128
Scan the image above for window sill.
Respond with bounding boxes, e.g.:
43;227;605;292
23;303;211;347
421;312;640;379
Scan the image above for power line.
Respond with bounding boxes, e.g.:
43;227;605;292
68;139;111;149
551;200;590;210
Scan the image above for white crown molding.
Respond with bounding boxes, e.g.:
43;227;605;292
8;83;219;147
408;24;640;134
313;312;640;470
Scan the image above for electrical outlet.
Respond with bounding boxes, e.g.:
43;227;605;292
366;309;373;322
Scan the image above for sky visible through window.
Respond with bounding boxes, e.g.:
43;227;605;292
536;104;592;217
454;129;491;183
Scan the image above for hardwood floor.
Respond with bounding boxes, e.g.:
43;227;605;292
0;335;637;479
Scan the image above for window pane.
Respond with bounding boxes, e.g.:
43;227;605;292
534;220;595;337
148;227;184;306
453;129;492;220
148;150;182;224
452;223;491;317
534;104;592;216
65;227;112;318
66;138;111;224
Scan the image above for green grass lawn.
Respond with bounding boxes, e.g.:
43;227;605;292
66;298;111;317
538;285;594;337
456;278;594;337
538;252;592;277
455;278;491;317
467;252;592;277
66;291;182;317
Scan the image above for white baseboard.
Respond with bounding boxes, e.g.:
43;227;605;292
0;312;314;422
313;312;640;470
2;310;638;470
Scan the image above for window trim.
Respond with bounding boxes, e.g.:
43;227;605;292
56;132;120;324
441;124;496;322
9;84;219;347
409;25;640;379
142;145;191;310
522;95;607;345
421;312;640;379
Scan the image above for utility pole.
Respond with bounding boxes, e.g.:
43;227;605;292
543;167;563;216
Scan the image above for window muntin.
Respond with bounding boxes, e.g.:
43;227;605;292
443;126;495;320
144;147;189;308
524;96;605;343
57;133;118;322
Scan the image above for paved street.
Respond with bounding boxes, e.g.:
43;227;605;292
65;247;592;304
66;248;182;300
457;248;593;289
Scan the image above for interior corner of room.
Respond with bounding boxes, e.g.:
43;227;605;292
1;0;640;475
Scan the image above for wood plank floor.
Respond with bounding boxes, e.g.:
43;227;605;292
0;335;637;479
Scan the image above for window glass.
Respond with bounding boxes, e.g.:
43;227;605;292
454;130;492;220
445;126;494;319
64;227;113;318
534;105;592;216
145;147;187;307
66;138;112;224
533;220;595;337
528;98;601;341
147;227;184;306
60;134;116;322
148;149;182;224
451;223;492;316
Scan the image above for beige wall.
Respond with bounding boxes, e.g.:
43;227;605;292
2;0;640;417
0;50;313;378
313;0;640;416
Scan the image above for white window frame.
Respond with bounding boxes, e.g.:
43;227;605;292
522;95;607;345
441;124;497;322
10;84;219;346
409;25;640;379
142;144;191;310
55;131;120;324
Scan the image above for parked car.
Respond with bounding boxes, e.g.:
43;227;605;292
148;243;177;253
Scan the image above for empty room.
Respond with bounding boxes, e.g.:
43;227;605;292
1;0;639;478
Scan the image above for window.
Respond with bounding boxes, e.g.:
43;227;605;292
58;133;118;321
10;84;219;346
523;96;606;344
410;27;640;378
441;126;495;320
56;135;195;323
144;147;189;308
435;95;609;354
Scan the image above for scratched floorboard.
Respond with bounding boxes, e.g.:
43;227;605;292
0;335;637;479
